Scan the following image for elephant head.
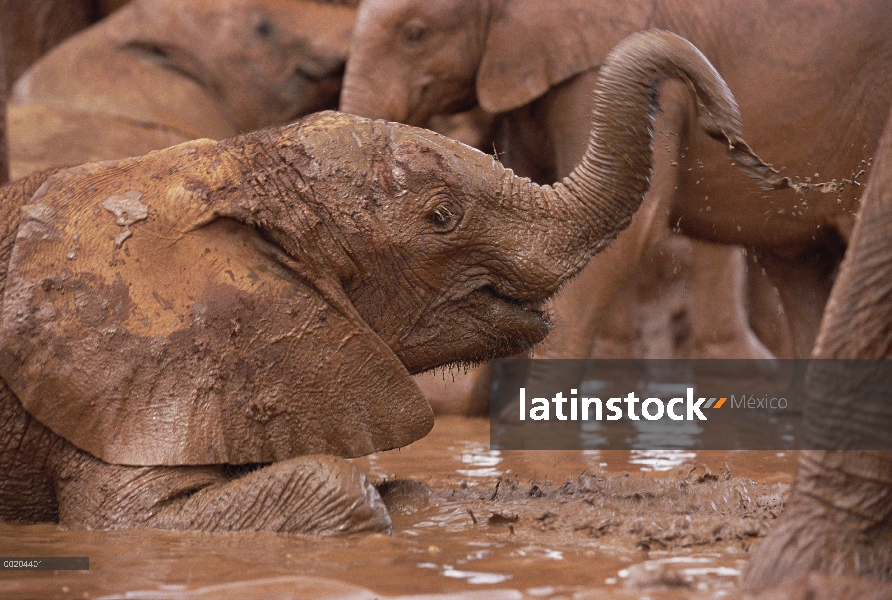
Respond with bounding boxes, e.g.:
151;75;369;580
341;0;653;124
12;0;357;139
1;31;776;470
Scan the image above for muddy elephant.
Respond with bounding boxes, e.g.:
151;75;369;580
341;0;892;366
741;107;892;593
0;31;779;534
8;0;357;180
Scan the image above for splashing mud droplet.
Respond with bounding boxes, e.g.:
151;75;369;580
727;139;865;194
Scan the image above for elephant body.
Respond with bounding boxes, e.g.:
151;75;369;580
0;32;781;534
8;0;356;180
341;0;892;361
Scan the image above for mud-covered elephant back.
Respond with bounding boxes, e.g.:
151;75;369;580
0;139;433;467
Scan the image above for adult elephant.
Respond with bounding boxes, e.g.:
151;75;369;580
8;0;357;180
340;0;892;366
743;107;892;593
0;31;779;534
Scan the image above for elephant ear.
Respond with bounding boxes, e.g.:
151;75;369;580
476;0;654;114
0;140;433;467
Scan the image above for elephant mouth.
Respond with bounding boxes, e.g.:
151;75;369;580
480;285;547;321
479;285;551;344
402;287;551;374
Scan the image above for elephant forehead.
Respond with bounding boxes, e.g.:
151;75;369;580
272;112;504;209
387;127;501;192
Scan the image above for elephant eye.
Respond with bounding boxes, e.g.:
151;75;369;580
256;20;274;39
403;21;427;44
428;202;461;232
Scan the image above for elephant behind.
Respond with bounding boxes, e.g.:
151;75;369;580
7;0;357;180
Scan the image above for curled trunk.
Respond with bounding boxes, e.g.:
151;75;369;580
508;30;783;297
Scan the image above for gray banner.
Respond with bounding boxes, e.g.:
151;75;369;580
489;359;892;450
0;557;89;570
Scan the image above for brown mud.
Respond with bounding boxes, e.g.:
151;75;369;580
0;416;798;599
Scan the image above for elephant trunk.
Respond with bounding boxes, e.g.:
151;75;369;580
500;30;771;299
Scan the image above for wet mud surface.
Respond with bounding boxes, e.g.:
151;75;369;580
0;416;797;599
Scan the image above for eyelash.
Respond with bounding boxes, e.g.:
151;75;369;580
430;205;455;225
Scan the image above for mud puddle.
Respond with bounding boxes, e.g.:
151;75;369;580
0;416;796;599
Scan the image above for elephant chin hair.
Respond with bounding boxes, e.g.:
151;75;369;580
414;321;553;375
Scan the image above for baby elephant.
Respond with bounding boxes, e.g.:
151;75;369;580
0;31;778;534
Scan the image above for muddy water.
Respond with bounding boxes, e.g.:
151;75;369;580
0;416;796;599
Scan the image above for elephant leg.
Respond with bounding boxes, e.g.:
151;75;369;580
743;451;892;592
743;109;892;591
746;255;797;358
1;37;7;185
52;445;392;535
688;240;774;359
0;381;59;522
757;249;838;357
591;275;643;358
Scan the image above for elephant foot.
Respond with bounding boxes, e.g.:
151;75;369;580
55;448;392;535
742;451;892;593
155;455;393;535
